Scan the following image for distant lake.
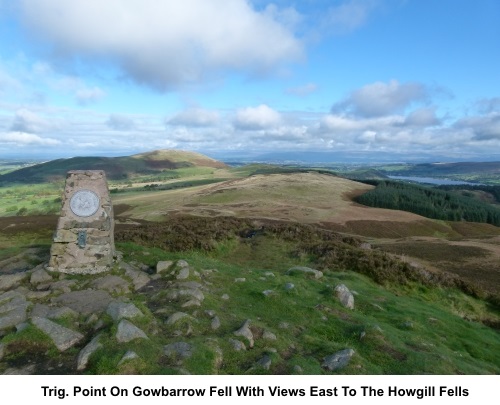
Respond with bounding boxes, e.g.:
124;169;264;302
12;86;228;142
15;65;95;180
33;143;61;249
387;175;483;186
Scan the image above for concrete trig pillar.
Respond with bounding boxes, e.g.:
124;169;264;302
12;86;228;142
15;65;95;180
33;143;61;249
48;170;115;274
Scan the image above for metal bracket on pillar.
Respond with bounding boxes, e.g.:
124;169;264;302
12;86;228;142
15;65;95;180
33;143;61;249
77;230;87;248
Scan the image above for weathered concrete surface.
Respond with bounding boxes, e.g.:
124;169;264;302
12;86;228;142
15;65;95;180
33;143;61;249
49;170;115;274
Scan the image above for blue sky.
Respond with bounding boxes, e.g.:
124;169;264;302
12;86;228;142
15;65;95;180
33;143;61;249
0;0;499;161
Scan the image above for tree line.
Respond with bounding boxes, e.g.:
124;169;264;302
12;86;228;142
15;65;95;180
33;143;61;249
355;181;500;226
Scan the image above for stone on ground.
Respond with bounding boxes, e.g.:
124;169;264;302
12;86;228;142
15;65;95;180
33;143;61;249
30;269;53;285
256;354;272;370
166;312;192;326
32;316;84;351
322;349;355;371
211;316;221;330
30;303;77;320
52;290;112;315
106;301;143;321
118;350;139;365
228;338;246;351
91;275;130;294
116;319;148;343
119;262;150;291
0;291;29;332
77;335;103;371
286;266;323;279
0;273;29;291
156;260;174;273
234;319;254;348
334;284;355;310
164;342;193;359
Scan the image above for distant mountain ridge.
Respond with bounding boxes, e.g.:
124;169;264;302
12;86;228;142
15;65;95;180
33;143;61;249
0;150;227;183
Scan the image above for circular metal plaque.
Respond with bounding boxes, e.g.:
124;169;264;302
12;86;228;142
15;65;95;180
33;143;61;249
69;189;100;217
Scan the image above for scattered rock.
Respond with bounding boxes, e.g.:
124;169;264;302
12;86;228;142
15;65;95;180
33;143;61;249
234;319;254;348
116;319;148;343
205;310;216;317
278;322;290;329
173;281;203;290
119;262;150;291
0;342;5;360
293;365;303;373
77;335;103;371
262;290;274;296
106;301;143;321
263;330;277;341
52;290;112;315
47;279;77;293
176;267;190;280
264;272;275;277
91;275;130;294
221;294;229;300
176;260;189;269
359;243;372;250
118;350;139;365
181;299;201;308
30;303;77;320
156;261;174;273
286;266;323;279
166;312;192;326
228;338;246;351
284;283;295;290
0;273;29;291
32;316;84;351
2;364;36;375
30;269;53;285
334;284;355;310
256;354;272;370
167;289;205;302
234;278;246;283
164;341;193;359
211;316;221;330
0;291;29;332
322;349;355;371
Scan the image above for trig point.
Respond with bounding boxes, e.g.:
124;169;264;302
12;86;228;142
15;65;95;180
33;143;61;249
48;170;115;274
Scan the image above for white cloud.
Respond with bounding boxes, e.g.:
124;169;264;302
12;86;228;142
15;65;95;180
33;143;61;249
456;112;500;141
234;104;282;130
0;131;61;146
20;0;303;90
333;80;428;117
404;107;440;127
168;108;220;127
106;114;136;131
320;113;404;134
10;108;54;133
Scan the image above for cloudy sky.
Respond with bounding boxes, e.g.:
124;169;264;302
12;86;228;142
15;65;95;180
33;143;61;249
0;0;499;161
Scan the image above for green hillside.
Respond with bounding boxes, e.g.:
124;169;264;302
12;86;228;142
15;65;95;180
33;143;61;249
0;150;227;183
